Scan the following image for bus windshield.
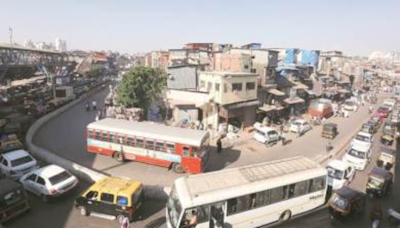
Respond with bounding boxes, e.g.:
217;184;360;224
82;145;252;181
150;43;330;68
167;186;182;228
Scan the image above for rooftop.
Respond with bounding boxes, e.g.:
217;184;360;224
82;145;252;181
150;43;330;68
200;71;258;77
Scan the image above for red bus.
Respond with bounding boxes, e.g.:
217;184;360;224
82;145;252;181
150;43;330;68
86;118;210;174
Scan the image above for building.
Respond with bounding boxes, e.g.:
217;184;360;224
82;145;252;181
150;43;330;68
167;65;199;90
167;71;258;130
169;49;213;69
55;38;67;52
149;51;169;70
214;53;252;73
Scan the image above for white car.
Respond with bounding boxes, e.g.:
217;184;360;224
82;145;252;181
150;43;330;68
327;160;355;190
0;149;38;180
351;131;373;150
344;100;358;112
289;119;312;134
343;144;371;171
253;123;280;146
20;165;79;202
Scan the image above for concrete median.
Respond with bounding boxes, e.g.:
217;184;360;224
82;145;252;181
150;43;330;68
25;91;170;200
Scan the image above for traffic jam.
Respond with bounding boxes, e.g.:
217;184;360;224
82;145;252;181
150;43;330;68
1;88;400;227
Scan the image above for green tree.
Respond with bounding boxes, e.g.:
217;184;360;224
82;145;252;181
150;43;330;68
86;65;102;78
117;66;166;115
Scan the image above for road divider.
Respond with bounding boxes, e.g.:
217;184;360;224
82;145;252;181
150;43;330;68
25;90;170;201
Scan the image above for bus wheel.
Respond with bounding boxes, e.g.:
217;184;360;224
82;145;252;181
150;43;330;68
279;210;292;223
113;152;125;162
172;163;184;173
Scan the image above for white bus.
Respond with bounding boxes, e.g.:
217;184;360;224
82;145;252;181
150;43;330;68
166;156;327;228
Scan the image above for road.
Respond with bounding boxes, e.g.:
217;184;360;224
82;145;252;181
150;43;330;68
5;89;396;228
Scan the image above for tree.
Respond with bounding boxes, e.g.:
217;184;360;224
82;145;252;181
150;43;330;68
116;66;166;116
86;65;102;78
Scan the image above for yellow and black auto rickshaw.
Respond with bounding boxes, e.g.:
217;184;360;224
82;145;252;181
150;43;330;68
381;129;395;146
322;123;338;139
377;147;396;171
328;186;366;220
366;167;393;198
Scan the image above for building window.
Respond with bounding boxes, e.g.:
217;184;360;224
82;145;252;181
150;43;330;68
215;83;220;92
246;82;255;90
232;83;242;92
244;65;249;69
207;82;212;92
200;80;205;88
251;69;257;73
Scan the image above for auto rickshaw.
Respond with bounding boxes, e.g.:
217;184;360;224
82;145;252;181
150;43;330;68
366;167;393;198
383;120;396;132
377;147;396;170
322;123;338;139
381;129;395;146
328;186;366;220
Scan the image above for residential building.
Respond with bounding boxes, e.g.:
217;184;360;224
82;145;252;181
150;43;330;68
167;65;199;89
198;71;258;129
55;38;67;52
168;49;213;69
151;50;169;70
166;71;258;130
214;53;252;72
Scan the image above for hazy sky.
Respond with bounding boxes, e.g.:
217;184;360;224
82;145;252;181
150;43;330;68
1;0;399;55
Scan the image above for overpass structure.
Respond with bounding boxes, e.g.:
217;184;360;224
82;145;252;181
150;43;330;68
0;43;73;82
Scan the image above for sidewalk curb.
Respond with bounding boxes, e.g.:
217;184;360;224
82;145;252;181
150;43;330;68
25;91;170;201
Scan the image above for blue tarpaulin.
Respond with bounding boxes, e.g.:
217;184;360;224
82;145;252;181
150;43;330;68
285;49;297;64
299;50;319;66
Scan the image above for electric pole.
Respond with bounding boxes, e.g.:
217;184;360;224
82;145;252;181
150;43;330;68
9;27;13;46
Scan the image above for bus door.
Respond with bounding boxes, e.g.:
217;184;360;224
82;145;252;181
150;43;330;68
210;202;225;228
180;202;225;228
179;145;200;173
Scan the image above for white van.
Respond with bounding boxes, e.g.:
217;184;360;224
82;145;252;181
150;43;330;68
253;123;279;146
343;144;371;171
327;160;355;190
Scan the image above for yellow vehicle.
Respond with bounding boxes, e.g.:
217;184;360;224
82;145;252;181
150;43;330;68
0;134;24;154
75;177;143;223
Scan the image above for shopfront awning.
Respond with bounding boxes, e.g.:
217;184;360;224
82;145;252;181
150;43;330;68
268;89;285;96
284;97;305;104
223;99;259;110
258;104;285;113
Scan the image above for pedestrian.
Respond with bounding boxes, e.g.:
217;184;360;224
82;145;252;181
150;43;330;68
92;100;97;110
120;216;130;228
296;127;301;138
281;131;286;145
217;136;222;153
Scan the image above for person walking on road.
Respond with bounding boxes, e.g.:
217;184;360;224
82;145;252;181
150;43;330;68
217;137;223;153
92;100;97;110
120;216;130;228
281;130;286;146
296;127;301;138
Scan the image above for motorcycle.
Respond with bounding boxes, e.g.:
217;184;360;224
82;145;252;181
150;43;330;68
85;104;90;112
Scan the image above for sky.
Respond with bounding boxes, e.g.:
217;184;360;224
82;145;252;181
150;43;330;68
1;0;399;55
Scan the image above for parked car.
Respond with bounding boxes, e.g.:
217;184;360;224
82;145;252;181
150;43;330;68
327;160;355;191
289;119;312;134
0;179;31;223
375;106;391;118
351;131;373;150
344;100;358;112
0;149;38;180
366;167;393;198
328;186;366;220
361;122;375;134
343;144;371;171
20;165;79;202
253;123;280;147
75;177;144;223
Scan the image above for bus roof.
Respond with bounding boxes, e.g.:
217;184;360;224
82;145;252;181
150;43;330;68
87;118;209;147
175;156;326;208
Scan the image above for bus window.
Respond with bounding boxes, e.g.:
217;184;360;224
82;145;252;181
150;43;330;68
182;147;190;157
192;147;198;157
255;190;270;208
102;132;108;141
288;181;308;198
309;176;326;192
155;142;165;152
166;143;175;153
88;130;94;139
137;138;144;148
146;140;154;150
127;137;135;146
270;186;288;204
109;133;115;143
227;195;251;215
95;131;101;140
118;136;125;144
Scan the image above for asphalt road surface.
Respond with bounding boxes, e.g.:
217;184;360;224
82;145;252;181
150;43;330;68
6;89;398;228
